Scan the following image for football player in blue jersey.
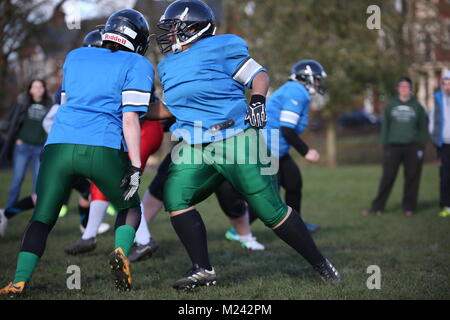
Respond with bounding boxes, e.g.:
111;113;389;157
0;9;153;296
150;0;340;290
262;60;326;232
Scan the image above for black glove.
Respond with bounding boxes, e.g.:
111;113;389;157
120;165;142;201
245;94;267;129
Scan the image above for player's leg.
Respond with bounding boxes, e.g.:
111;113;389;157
64;183;108;255
2;195;35;221
1;144;76;296
279;154;319;232
164;144;224;289
70;177;92;231
215;181;265;250
89;146;142;291
129;190;162;262
128;121;164;261
215;129;340;282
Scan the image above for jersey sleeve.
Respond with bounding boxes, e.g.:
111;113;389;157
122;57;154;117
223;35;266;89
279;88;310;131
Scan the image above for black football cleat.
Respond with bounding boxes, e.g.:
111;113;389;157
172;265;217;290
314;259;341;283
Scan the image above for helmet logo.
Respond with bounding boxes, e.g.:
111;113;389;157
179;7;189;21
103;33;135;51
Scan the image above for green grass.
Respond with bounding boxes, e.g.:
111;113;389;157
0;163;449;300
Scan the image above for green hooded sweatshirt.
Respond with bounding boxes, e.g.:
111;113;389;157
381;96;428;145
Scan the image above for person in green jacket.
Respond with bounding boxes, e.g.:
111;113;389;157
362;76;428;216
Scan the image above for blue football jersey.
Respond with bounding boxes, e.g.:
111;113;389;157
264;81;311;158
46;47;154;151
157;34;266;144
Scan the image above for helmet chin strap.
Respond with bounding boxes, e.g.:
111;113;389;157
172;22;212;53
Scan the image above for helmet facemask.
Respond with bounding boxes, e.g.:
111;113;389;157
157;16;215;53
290;65;327;96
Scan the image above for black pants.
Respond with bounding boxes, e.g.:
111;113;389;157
371;143;424;212
216;154;303;220
437;144;450;207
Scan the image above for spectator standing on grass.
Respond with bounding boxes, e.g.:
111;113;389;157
362;77;428;217
0;80;52;236
429;71;450;218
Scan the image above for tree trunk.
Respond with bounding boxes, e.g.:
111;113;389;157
326;119;337;167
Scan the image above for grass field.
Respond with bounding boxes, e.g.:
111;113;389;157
0;163;449;300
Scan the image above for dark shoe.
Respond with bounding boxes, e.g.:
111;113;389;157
64;237;96;255
128;238;159;262
172;265;217;290
314;259;341;283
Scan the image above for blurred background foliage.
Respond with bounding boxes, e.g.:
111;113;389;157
0;0;447;165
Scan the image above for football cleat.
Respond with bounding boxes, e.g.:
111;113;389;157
172;265;217;290
0;281;26;297
225;227;240;242
314;259;341;283
0;208;8;237
128;238;159;263
109;247;132;291
64;237;96;255
241;237;265;251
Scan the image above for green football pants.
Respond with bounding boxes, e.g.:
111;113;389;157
32;143;140;228
164;129;288;228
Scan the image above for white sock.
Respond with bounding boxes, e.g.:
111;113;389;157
82;200;109;240
238;233;253;242
134;202;152;245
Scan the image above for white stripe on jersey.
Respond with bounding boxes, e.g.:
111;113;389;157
280;110;300;125
122;90;151;106
61;91;67;105
233;58;263;86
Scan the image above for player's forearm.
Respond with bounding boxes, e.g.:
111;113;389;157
123;112;141;168
281;126;309;157
143;101;173;121
251;71;270;97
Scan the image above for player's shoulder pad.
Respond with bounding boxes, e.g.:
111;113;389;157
287;81;311;102
219;34;248;48
126;52;154;73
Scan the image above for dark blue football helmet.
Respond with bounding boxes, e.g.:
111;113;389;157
157;0;216;53
290;60;327;95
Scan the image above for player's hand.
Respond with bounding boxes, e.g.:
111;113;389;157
120;165;142;201
245;94;267;129
305;149;320;163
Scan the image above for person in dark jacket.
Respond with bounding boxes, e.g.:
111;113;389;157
0;79;52;217
429;71;450;218
362;76;429;217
